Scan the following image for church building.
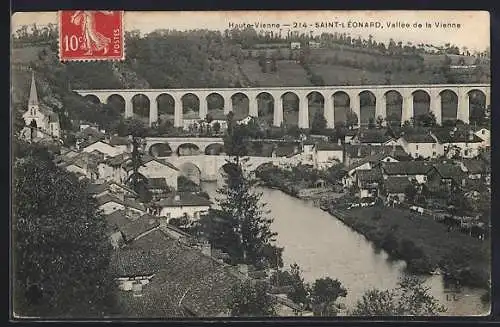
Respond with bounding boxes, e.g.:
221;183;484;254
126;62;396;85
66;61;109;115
21;72;61;141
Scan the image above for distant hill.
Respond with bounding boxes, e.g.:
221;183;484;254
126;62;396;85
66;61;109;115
11;31;490;131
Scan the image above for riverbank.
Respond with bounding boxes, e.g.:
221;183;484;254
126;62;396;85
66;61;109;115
324;205;490;290
258;178;490;290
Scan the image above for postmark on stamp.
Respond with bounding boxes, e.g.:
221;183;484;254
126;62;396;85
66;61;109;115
58;10;124;61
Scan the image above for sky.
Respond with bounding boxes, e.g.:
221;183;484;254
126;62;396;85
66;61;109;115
12;11;490;52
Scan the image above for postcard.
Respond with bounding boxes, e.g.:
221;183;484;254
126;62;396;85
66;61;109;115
11;10;491;319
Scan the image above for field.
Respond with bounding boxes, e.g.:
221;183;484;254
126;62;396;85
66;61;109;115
241;60;311;87
336;206;490;288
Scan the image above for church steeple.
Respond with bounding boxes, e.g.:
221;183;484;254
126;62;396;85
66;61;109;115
28;71;39;106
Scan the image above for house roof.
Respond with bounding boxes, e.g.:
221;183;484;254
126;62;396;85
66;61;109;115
97;194;146;212
274;143;297;157
105;210;134;233
104;153;131;167
384;176;413;194
111;229;240;317
316;142;343;151
381;161;434;175
82;126;105;139
88;181;138;196
156;192;212;207
356;129;393;144
356;168;383;182
432;128;483;143
345;144;409;160
124;155;180;172
401;132;436;143
109;136;131;146
61;151;102;170
433;163;464;180
461;159;489;174
119;214;160;241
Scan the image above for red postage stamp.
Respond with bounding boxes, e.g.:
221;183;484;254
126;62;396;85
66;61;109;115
59;11;124;61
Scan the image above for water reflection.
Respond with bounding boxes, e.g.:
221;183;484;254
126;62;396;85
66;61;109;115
200;182;489;315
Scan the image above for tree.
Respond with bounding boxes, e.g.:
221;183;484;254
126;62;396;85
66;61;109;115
213;121;221;135
376;115;384;128
125;137;151;202
311;111;327;134
13;142;114;317
345;108;359;129
270;263;309;307
115;117;148;137
310;277;347;316
205;113;214;135
404;182;417;203
227;280;277;317
351;276;446;315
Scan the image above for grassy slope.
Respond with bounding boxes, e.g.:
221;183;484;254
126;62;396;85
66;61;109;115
338;206;490;288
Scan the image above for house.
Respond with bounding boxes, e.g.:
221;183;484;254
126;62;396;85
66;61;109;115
156;192;212;222
315;141;344;169
459;159;490;181
97;193;146;216
110;228;241;317
432;128;484;159
123;155;180;191
382;176;414;203
343;144;409;166
87;180;139;201
355;168;383;198
308;41;321;49
21;72;61;141
236;115;255;125
290;42;301;49
80;139;124;158
78;126;106;140
97;153;130;184
352;129;394;146
380;161;434;184
108;135;133;153
147;177;172;198
342;151;401;188
397;131;442;159
474;128;490;147
426;163;465;194
343;129;359;144
59;151;103;182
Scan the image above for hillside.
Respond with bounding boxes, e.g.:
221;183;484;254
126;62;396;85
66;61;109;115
11;30;490;131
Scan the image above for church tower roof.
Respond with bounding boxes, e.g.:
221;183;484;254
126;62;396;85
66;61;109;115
28;71;39;106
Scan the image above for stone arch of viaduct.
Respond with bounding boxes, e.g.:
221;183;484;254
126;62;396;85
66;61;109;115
74;84;490;128
145;137;225;155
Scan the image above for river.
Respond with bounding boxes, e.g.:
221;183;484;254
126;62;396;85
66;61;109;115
200;182;489;316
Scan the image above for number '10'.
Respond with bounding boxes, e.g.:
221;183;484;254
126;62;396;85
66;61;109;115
64;35;83;51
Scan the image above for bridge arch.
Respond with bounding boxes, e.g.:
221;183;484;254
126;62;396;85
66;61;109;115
468;89;487;124
231;92;250;119
181;93;200;120
178;162;202;185
333;91;351;127
205;143;225;155
84;94;101;104
411;90;431;118
206;92;225;118
256;92;274;125
156;93;175;119
384;90;403;127
281;91;300;126
177;143;202;156
440;89;458;123
149;142;173;157
359;90;376;127
307;91;325;131
106;94;125;115
131;93;151;119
